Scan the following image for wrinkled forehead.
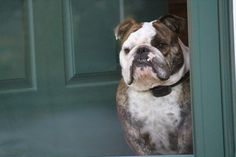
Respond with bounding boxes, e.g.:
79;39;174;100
122;21;177;48
123;22;156;47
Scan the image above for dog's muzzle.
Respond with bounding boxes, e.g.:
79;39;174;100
129;46;170;85
133;47;151;67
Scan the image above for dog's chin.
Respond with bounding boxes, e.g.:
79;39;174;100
128;66;162;91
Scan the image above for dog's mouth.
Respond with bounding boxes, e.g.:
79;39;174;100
133;57;152;67
128;56;171;85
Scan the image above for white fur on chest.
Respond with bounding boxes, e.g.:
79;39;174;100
128;85;182;152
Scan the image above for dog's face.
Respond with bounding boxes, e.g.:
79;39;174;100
115;15;189;91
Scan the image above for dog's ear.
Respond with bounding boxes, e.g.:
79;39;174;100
114;18;137;41
158;14;186;34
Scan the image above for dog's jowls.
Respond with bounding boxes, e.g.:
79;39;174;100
115;15;192;155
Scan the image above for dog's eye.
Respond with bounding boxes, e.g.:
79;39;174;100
157;43;167;49
124;48;130;54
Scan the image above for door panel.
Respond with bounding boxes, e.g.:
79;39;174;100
0;0;36;91
70;0;119;74
63;0;120;86
0;0;26;80
0;0;168;156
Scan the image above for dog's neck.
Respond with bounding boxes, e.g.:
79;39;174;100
150;71;189;97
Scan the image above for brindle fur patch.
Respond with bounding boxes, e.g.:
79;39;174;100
177;77;193;153
152;21;184;75
115;18;142;44
158;14;186;34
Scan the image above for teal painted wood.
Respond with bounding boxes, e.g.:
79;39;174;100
123;0;168;22
231;8;236;157
229;0;236;156
0;1;26;80
62;0;121;87
70;0;119;74
228;1;236;157
0;0;170;156
218;0;235;156
0;0;131;156
111;155;193;157
0;0;36;92
188;0;225;157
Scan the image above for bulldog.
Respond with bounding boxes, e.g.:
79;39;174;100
115;15;192;155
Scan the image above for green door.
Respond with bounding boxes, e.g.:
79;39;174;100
0;0;167;156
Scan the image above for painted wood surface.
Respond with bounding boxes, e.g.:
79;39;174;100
0;0;168;156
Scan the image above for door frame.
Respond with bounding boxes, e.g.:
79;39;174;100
188;0;234;157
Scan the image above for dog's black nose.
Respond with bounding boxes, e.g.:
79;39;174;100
137;47;149;55
136;47;149;61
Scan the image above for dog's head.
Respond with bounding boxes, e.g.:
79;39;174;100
115;15;189;91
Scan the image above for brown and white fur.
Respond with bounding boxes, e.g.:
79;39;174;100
115;15;192;155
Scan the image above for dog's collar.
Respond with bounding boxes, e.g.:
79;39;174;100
150;71;190;97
